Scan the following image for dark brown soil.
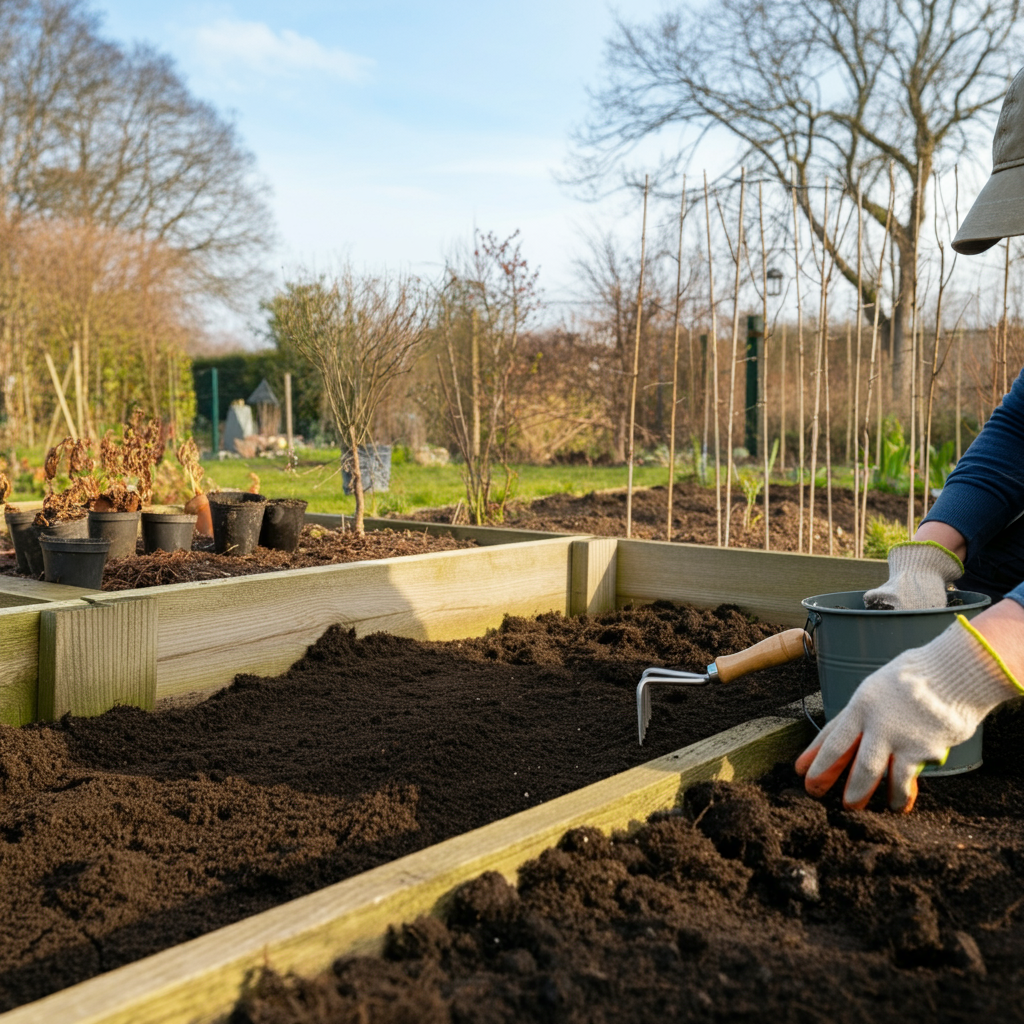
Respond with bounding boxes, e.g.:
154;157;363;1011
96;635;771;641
0;603;814;1012
0;525;477;590
232;703;1024;1024
403;481;919;555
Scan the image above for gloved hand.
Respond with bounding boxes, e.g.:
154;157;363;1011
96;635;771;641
796;615;1020;812
863;541;964;610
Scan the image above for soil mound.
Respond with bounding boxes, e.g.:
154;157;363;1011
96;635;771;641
0;602;812;1011
234;705;1024;1024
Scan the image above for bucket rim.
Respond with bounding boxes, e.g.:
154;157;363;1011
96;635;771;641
801;589;992;615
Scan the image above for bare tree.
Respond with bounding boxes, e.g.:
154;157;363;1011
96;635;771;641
571;0;1020;403
271;269;429;534
434;231;541;524
0;0;273;445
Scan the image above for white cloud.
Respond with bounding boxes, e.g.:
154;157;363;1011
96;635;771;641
193;19;373;81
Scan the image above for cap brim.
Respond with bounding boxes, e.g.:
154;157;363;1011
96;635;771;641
953;164;1024;254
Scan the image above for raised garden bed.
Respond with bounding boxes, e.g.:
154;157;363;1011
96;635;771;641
232;700;1024;1024
0;602;817;1014
0;525;478;590
403;480;919;554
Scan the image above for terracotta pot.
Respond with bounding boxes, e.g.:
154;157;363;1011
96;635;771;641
184;492;213;538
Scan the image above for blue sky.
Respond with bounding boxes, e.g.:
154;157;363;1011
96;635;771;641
95;0;670;339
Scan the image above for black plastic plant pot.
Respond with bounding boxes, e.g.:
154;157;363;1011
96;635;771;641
4;508;41;575
28;517;89;577
258;498;308;552
209;492;266;556
88;510;141;561
39;537;110;589
141;512;197;554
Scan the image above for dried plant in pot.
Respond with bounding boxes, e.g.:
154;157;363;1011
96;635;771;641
88;412;167;560
176;438;212;538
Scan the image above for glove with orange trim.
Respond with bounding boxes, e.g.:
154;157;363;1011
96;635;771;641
862;541;964;611
796;615;1021;812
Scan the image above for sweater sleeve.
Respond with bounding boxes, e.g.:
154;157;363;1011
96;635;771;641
922;366;1024;555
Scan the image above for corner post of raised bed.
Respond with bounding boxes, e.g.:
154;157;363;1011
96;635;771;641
569;537;618;616
37;596;158;720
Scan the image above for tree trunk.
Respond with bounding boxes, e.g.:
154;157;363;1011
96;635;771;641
349;431;365;535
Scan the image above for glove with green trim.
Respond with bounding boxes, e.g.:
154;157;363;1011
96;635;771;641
796;615;1021;812
863;541;964;610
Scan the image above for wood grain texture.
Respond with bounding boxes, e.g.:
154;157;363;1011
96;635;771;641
0;713;812;1024
38;598;157;719
0;577;102;609
94;538;579;702
714;628;809;682
616;540;889;626
0;607;46;726
304;513;568;545
569;537;618;616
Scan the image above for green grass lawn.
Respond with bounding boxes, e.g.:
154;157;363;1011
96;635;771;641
3;443;877;518
196;454;679;516
6;446;680;517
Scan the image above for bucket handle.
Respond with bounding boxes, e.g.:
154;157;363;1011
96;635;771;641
801;610;822;734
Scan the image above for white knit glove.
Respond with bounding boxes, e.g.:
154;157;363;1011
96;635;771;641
796;616;1021;812
863;541;964;610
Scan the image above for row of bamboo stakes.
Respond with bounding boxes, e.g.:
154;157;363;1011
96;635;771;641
624;163;1006;559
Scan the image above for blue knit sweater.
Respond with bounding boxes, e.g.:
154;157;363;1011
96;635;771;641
923;366;1024;608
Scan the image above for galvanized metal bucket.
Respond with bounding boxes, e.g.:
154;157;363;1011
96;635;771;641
801;590;992;776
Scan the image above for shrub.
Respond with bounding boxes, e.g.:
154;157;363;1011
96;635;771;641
863;516;910;559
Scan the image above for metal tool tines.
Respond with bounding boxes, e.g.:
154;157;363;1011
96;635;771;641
636;666;710;745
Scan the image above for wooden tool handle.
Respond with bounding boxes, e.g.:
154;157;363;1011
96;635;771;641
713;628;811;683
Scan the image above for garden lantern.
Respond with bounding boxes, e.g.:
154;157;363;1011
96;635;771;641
767;266;783;296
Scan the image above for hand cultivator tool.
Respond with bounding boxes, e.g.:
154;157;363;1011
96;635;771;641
637;627;813;744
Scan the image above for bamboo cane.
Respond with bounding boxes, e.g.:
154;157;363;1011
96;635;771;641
790;171;806;552
956;328;962;462
704;172;723;545
807;179;828;555
907;160;923;539
667;177;687;542
860;166;896;555
844;322;852;465
779;323;787;473
923;170;957;518
1002;240;1010;402
625;176;649;540
724;168;746;547
759;179;771;551
853;186;864;556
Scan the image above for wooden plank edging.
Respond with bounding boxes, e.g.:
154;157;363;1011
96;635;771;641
616;539;888;626
0;711;814;1024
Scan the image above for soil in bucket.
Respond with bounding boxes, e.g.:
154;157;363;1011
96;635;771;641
210;491;266;555
39;536;110;588
259;498;308;552
29;516;89;576
141;511;197;554
88;509;141;561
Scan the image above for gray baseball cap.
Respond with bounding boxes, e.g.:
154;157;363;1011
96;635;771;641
953;68;1024;255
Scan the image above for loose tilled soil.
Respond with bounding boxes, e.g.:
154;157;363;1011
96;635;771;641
0;603;815;1012
0;524;477;590
234;704;1024;1024
403;481;919;555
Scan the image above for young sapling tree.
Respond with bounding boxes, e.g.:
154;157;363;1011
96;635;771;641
271;268;429;535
